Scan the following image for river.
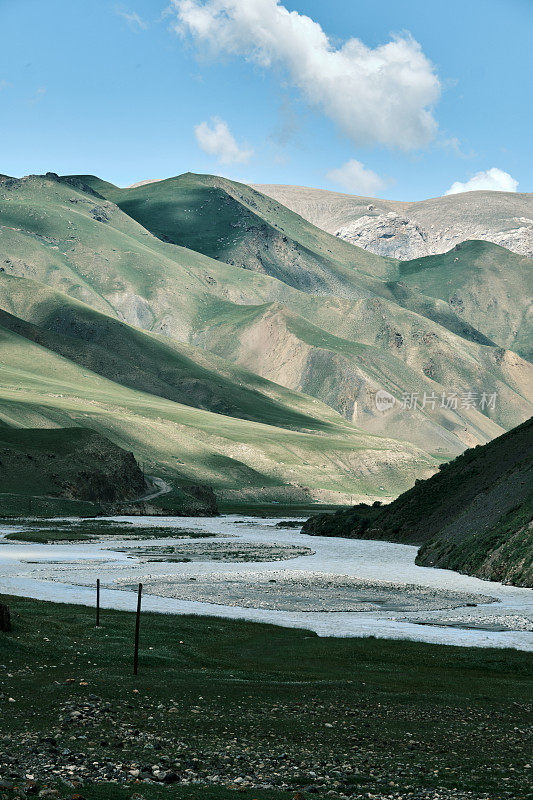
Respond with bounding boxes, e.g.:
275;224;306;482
1;515;531;651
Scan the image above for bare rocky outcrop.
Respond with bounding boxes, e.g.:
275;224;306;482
336;212;429;259
252;184;533;260
336;210;533;259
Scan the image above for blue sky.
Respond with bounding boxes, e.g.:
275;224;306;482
0;0;531;199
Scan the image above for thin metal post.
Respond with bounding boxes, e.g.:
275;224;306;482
96;579;100;627
133;582;142;675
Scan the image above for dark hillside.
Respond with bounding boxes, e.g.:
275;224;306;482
0;426;147;506
302;418;533;586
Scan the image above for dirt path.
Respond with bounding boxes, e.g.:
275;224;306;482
136;475;173;502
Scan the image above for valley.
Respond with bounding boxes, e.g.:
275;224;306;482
2;5;532;800
1;515;531;648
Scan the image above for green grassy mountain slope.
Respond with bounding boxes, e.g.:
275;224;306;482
302;418;533;587
193;299;514;453
74;171;396;291
0;273;342;432
0;423;218;517
248;183;533;358
397;240;533;360
1;173;532;465
0;312;438;503
3;268;527;462
59;176;533;428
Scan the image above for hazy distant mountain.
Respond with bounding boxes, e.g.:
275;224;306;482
252;184;533;260
126;178;163;189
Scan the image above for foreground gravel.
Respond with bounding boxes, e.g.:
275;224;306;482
1;690;530;800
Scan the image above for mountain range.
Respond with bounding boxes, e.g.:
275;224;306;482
0;171;531;505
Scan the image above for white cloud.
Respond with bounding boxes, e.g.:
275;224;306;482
327;159;385;197
446;167;518;195
170;0;440;150
115;7;148;30
195;117;253;164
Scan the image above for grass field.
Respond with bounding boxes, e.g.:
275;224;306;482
0;494;99;518
4;529;93;543
3;523;217;542
217;501;341;516
0;596;531;799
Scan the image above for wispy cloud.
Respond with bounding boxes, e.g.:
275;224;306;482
440;137;463;155
115;6;148;30
327;159;386;197
437;136;476;159
29;87;46;106
446;167;518;195
170;0;441;150
195;117;253;164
